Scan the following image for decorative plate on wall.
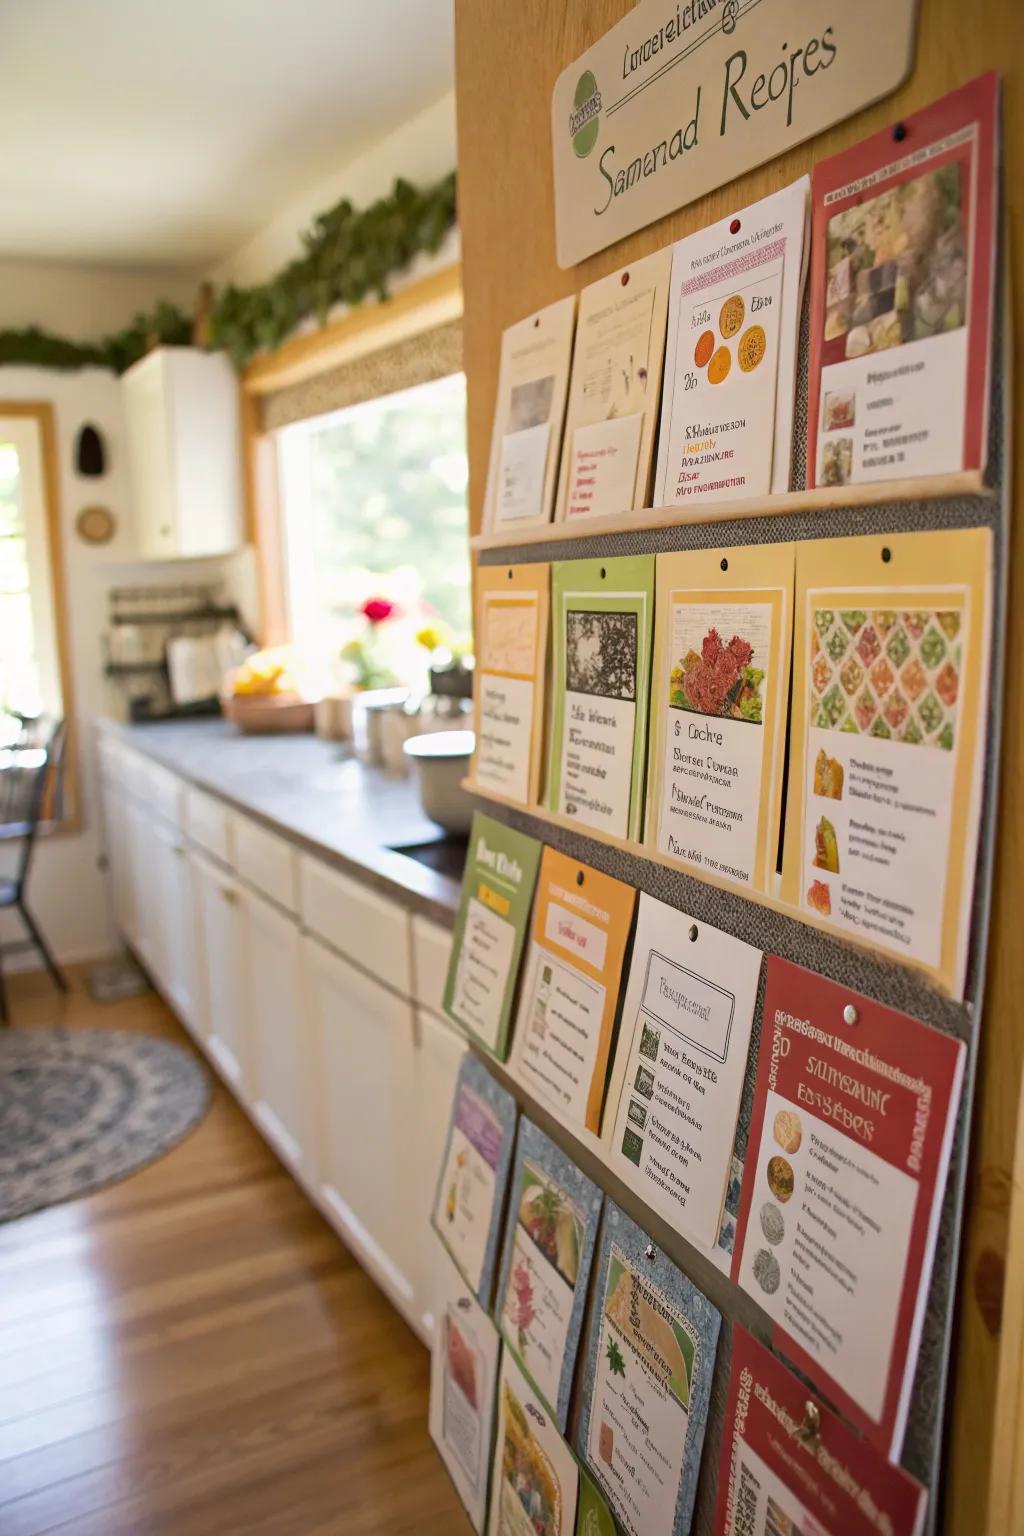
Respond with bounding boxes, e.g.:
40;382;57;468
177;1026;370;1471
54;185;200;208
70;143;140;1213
75;505;115;545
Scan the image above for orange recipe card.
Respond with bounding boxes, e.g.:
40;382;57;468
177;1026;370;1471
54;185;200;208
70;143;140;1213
470;562;549;806
507;847;636;1138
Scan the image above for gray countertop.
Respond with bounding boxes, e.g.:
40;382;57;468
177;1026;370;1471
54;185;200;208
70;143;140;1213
98;718;463;925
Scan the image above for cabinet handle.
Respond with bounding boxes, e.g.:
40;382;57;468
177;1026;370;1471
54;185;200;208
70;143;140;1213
220;884;239;904
172;843;186;857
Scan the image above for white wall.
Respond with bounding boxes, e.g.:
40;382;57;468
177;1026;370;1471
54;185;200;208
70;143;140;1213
213;90;459;290
0;260;200;340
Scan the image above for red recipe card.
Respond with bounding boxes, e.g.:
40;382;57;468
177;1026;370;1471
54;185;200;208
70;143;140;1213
713;1327;927;1536
806;73;999;489
731;957;964;1456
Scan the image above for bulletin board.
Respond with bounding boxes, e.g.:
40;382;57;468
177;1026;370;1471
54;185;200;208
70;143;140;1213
452;1;1023;1531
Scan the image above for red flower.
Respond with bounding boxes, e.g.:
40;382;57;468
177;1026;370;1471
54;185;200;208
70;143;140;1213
361;596;396;625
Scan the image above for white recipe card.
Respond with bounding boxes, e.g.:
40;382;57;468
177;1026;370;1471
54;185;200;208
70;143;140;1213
602;893;762;1253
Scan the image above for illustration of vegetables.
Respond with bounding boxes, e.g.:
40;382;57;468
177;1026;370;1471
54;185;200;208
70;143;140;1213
605;1336;626;1377
519;1178;582;1285
669;628;764;722
511;1260;536;1350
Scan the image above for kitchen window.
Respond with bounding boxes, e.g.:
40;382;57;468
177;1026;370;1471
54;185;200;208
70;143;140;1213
278;371;471;690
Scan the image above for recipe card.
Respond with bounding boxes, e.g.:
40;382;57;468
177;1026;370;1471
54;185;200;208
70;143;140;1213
577;1201;721;1536
807;75;998;488
430;1241;502;1534
655;178;809;506
556;248;671;523
431;1053;518;1305
488;1347;580;1536
483;295;577;532
646;543;794;895
472;563;549;805
732;957;965;1456
495;1118;603;1431
548;555;655;840
713;1327;928;1536
445;814;542;1059
508;848;636;1137
782;528;992;997
602;894;762;1254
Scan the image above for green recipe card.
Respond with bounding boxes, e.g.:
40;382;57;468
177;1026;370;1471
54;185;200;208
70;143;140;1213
548;554;655;841
443;812;542;1060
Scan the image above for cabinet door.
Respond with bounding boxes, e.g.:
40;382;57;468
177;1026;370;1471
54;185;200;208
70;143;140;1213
191;851;248;1093
411;1008;467;1333
100;781;136;942
303;934;416;1316
241;886;310;1181
125;800;159;973
152;819;198;1033
122;351;177;557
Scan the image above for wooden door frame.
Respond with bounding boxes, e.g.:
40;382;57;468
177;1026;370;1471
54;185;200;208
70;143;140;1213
0;399;78;833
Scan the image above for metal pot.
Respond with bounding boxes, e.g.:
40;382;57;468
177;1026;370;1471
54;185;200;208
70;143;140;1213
403;730;475;834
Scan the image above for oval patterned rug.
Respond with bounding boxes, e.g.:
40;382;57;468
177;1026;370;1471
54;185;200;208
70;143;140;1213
0;1028;211;1222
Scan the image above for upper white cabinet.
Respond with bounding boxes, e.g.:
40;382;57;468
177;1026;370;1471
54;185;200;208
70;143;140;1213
122;346;243;559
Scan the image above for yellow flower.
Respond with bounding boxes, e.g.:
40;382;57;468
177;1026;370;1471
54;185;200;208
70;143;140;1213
416;624;445;653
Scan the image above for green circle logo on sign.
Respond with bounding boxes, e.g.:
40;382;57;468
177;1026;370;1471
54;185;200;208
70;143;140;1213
570;70;602;158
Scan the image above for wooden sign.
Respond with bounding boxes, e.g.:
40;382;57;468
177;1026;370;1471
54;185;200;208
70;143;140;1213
551;0;918;267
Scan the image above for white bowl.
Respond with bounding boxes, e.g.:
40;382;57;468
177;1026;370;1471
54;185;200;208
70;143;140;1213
403;730;475;834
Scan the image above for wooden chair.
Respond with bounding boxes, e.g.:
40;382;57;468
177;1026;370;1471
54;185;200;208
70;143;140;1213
0;717;68;1021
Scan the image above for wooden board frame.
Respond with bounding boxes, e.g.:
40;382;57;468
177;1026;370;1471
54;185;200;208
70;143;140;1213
453;3;1023;1530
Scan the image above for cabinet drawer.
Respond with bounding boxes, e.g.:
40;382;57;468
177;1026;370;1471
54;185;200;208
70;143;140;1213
235;815;298;914
411;914;454;1017
299;856;411;996
144;760;185;829
185;787;233;866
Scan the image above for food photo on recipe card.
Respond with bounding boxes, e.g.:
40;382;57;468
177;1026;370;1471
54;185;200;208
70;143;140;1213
731;956;965;1456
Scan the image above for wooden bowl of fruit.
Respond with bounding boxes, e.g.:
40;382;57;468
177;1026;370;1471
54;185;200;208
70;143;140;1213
222;649;315;735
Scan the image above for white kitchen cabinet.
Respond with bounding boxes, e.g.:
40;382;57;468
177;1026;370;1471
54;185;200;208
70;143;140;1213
303;932;418;1322
411;1007;467;1333
151;819;198;1034
241;885;310;1181
124;799;159;972
100;779;136;944
122;346;243;559
190;848;248;1093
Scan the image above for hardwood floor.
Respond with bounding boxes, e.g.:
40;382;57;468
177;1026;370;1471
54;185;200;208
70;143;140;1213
0;967;470;1535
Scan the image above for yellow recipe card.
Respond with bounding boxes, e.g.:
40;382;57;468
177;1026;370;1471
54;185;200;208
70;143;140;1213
470;563;549;807
554;247;671;525
507;846;636;1138
782;528;993;998
645;543;794;896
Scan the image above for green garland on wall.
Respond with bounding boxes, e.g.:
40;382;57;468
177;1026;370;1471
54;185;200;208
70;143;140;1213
0;171;457;375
